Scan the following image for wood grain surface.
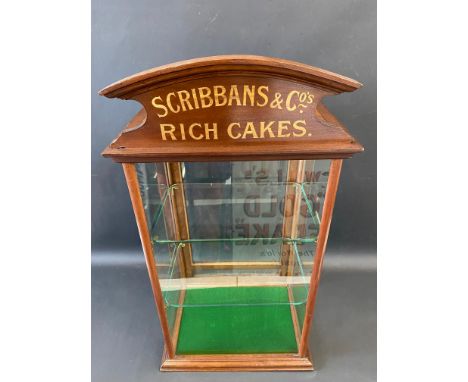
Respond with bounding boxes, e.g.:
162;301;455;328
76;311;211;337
100;55;363;162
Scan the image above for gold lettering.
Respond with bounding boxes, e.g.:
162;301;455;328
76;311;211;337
160;124;176;140
151;96;168;117
191;88;200;109
243;85;256;106
277;121;291;138
256;86;269;107
188;123;203;140
228;85;242;106
227;122;241;139
242;122;259;139
166;92;180;114
205;123;218;140
177;90;193;112
213;86;227;107
260;121;275;138
286;90;300;111
198;87;213;108
293;120;307;137
179;123;186;140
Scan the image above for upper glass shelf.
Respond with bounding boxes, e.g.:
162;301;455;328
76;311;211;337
144;181;327;244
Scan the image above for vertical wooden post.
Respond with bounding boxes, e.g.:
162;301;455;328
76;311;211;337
299;159;343;356
280;160;305;276
165;163;193;277
122;163;175;358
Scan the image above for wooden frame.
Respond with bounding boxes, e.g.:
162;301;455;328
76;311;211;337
122;163;175;358
101;55;362;372
299;159;343;356
280;160;306;276
164;163;193;277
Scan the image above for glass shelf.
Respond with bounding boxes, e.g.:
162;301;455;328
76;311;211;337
161;239;311;308
147;181;325;243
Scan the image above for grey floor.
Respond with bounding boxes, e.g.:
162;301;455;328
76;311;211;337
92;252;376;382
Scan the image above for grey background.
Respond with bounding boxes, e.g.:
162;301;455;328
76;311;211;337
92;0;376;381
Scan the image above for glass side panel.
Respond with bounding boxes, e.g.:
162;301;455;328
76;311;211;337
135;160;330;355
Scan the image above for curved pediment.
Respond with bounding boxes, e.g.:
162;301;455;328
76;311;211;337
100;55;363;162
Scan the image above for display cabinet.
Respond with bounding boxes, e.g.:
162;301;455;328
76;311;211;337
100;55;363;371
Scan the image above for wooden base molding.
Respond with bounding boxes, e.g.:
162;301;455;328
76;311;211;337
160;349;314;371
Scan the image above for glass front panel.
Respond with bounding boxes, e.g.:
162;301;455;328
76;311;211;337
136;160;330;355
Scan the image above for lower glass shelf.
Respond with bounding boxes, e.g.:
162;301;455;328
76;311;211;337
160;239;312;308
174;286;300;355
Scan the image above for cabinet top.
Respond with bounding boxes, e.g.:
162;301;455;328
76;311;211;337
100;55;364;162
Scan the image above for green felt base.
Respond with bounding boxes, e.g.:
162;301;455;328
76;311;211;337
176;286;298;355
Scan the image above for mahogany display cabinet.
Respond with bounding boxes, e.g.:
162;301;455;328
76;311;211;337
100;55;363;371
